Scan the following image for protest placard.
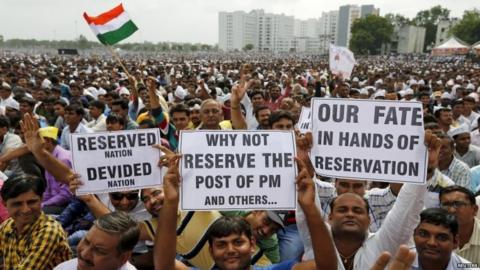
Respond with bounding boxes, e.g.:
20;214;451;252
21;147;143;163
329;44;356;79
311;98;428;184
71;128;162;195
179;130;297;210
296;106;312;134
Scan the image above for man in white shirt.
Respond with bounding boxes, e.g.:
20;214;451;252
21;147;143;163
55;211;139;270
86;100;107;132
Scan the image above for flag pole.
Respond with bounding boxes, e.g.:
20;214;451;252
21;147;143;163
107;45;132;78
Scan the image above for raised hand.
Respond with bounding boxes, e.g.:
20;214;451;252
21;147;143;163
296;157;315;208
20;113;44;154
163;155;182;203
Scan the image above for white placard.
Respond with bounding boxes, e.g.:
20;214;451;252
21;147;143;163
310;98;428;184
71;129;162;195
329;44;356;79
180;130;297;210
296;106;312;134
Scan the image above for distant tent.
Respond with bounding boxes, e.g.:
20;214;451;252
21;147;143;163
57;49;78;55
432;36;470;56
473;41;480;56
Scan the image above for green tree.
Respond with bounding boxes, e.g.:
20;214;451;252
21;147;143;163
77;34;90;49
0;35;3;45
385;13;411;27
450;9;480;44
413;5;450;50
349;15;394;55
243;43;254;51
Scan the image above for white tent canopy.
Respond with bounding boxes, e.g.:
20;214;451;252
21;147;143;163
474;41;480;56
432;36;470;56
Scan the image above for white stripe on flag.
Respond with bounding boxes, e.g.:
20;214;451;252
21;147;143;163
88;12;131;35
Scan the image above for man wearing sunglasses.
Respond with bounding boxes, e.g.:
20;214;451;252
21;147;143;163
439;185;480;265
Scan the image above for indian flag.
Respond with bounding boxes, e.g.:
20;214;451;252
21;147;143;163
83;4;138;45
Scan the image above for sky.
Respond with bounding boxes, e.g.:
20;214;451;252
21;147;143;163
0;0;478;45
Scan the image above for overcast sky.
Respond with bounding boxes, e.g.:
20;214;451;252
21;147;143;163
0;0;477;44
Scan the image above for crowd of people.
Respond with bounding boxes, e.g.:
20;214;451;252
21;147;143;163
0;51;479;270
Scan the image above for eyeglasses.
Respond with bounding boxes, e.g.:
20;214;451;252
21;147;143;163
110;192;139;201
440;201;470;209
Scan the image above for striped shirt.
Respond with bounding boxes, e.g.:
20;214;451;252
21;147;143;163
455;217;480;266
441;157;472;189
315;180;396;232
455;145;480;168
0;212;71;270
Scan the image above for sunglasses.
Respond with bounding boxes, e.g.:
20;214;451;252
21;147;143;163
110;192;139;201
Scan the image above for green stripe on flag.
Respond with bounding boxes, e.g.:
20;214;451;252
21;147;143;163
96;20;138;45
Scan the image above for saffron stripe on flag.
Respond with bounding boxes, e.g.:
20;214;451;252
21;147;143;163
96;20;138;45
87;12;131;35
83;3;124;25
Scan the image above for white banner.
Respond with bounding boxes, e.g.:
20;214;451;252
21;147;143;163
296;106;312;134
71;129;162;195
180;130;297;210
310;98;428;184
329;44;356;79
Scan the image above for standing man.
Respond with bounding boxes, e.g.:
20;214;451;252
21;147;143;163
0;174;71;269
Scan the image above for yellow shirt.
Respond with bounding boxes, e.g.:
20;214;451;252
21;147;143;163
0;212;71;270
143;211;271;270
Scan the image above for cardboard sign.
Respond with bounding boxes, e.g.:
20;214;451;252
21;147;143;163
329;44;356;79
179;130;297;210
296;106;312;134
311;98;428;184
71;129;162;194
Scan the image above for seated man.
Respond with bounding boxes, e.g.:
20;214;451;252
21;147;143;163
0;174;71;269
411;208;477;270
54;211;140;270
154;156;337;270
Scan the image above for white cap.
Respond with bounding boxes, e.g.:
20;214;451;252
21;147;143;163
373;90;386;99
409;79;418;86
375;79;383;85
174;86;188;100
466;83;475;90
97;88;107;96
441;92;452;100
1;82;11;90
359;88;369;96
118;87;130;96
41;78;52;89
433;105;451;114
447;123;470;138
418;79;425;85
447;79;454;86
456;75;463;81
405;88;414;96
4;99;19;111
352;77;359;82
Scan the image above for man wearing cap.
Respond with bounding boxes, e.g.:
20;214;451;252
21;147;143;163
451;99;470;128
0;82;19;111
39;126;73;214
449;124;480;168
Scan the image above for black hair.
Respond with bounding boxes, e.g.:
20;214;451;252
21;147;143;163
19;97;36;107
138;119;156;128
105;92;120;100
106;113;126;127
434;107;451;119
439;185;476;205
112;99;129;110
423;114;437;125
1;173;46;201
417;208;458;236
65;104;85;116
88;100;106;112
330;194;370;214
254;105;271;118
169;103;190;117
0;115;10;128
206;216;252;245
54;99;68;107
268;110;294;128
249;90;265;100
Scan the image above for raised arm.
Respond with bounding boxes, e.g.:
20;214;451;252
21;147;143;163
20;113;73;184
294;158;337;270
154;155;188;270
229;77;250;130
